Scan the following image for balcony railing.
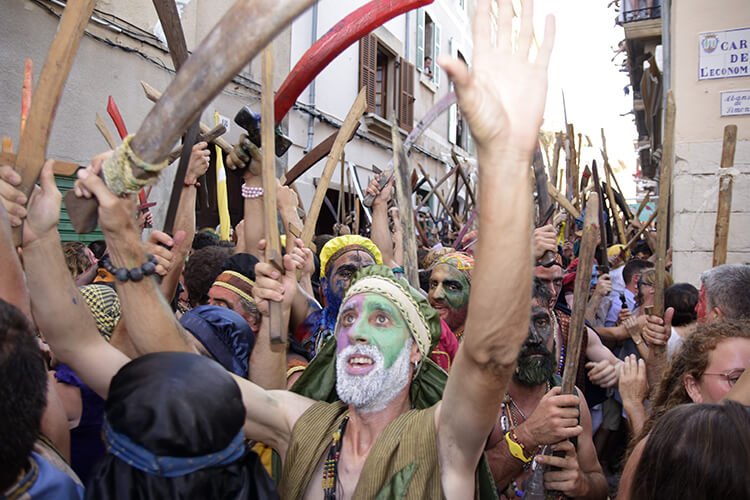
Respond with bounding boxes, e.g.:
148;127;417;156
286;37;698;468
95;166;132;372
617;3;661;25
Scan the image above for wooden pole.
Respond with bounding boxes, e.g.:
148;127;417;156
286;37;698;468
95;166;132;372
550;132;562;190
300;88;367;248
604;159;634;220
652;90;676;357
561;193;599;394
20;59;33;138
568;124;578;205
601;129;627;246
635;191;651;219
392;120;419;288
625;209;658;249
260;46;285;345
13;0;98;244
712;124;737;267
95;113;118;149
338;152;345;225
547;181;582;219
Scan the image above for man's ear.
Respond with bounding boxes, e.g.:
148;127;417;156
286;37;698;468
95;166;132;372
684;374;704;403
410;340;421;365
710;307;724;321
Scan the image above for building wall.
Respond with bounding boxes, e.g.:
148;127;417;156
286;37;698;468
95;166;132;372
670;0;750;284
286;0;476;220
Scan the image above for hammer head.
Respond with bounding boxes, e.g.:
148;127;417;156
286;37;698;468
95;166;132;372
234;106;292;157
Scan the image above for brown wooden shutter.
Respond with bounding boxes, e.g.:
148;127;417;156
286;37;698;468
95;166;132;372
359;34;377;113
398;57;415;132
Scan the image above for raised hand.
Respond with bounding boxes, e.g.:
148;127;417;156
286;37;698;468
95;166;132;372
642;307;674;346
185;141;211;185
22;160;62;245
366;174;394;209
438;0;555;154
515;386;582;447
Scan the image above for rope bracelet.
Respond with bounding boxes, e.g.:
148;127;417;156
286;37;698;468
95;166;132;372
241;184;264;199
101;254;158;282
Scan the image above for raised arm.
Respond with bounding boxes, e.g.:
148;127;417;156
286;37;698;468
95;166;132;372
73;157;197;357
436;0;555;489
19;161;129;399
365;174;395;266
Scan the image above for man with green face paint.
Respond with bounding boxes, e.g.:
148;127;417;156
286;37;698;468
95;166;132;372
429;252;474;341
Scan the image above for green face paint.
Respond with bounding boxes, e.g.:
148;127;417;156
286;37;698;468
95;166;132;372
428;264;470;332
337;293;410;368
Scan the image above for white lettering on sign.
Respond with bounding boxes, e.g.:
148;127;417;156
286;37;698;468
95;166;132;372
699;27;750;81
721;90;750;116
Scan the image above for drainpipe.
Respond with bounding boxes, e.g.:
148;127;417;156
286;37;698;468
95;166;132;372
662;0;671;96
304;1;319;153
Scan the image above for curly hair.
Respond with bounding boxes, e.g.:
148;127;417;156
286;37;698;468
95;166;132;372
62;241;92;278
184;246;235;306
637;320;750;444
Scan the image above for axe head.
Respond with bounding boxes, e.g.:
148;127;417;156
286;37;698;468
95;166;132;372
234;106;292;157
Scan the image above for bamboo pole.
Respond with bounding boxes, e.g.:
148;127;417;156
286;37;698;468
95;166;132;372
712;124;737;267
561;193;599;394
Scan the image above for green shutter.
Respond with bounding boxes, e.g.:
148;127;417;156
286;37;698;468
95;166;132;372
56;175;105;243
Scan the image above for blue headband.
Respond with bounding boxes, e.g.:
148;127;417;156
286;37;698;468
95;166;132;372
103;419;246;477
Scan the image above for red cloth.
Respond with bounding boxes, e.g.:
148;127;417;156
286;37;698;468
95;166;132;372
430;318;459;372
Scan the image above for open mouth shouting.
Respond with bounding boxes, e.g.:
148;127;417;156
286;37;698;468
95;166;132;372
346;354;376;375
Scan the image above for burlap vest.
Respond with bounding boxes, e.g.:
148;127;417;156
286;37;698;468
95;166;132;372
280;401;444;499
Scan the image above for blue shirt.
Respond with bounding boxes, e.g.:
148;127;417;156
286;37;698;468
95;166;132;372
605;288;636;327
1;452;83;500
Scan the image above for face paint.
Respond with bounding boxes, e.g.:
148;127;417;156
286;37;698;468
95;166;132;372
696;285;708;324
428;264;470;331
514;300;556;386
324;250;377;304
337;293;410;369
533;265;563;307
335;337;413;413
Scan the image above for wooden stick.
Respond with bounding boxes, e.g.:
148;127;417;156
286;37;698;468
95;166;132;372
625;209;658;249
713;124;737;267
417;164;461;228
260;46;285;345
21;59;33;138
568;124;578;206
300;88;367;248
561;192;599;394
392;119;419;288
140;80;237;155
1;152;78;177
550;132;562;194
415;164;458;211
547;181;582;219
13;0;97;244
652;90;676;351
95;113;118;149
2;138;13;153
635;191;651;218
604;159;633;220
601;129;627;246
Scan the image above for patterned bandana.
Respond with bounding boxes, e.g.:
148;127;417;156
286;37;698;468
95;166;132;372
212;271;255;304
79;284;121;341
435;252;474;282
319;235;383;278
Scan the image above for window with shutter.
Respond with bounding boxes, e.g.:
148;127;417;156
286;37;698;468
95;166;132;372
359;34;377;114
416;8;425;73
398;58;415;132
433;23;441;86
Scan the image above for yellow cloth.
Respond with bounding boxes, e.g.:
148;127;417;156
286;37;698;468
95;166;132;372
319;235;382;278
215;111;231;241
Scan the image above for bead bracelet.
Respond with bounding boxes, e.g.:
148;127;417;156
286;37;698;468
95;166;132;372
101;254;158;282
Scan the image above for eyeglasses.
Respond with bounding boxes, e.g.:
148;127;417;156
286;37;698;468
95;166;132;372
702;369;745;387
637;280;655;288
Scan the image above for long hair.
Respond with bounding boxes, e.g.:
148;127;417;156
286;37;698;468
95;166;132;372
636;320;750;444
631;401;750;500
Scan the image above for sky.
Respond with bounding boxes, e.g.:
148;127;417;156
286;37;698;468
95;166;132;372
532;0;639;201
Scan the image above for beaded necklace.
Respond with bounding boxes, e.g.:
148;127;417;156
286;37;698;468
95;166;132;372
500;382;550;498
322;414;349;499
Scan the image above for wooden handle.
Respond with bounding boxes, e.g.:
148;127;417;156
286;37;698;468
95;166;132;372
561;193;599;394
300;87;367;248
392;119;419;288
712;124;737;267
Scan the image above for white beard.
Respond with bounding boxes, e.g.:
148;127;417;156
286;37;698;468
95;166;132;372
335;338;414;414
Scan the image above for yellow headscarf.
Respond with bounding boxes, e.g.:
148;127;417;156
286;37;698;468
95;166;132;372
319;235;382;278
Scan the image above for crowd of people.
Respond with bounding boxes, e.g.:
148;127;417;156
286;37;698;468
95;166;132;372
1;0;748;499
